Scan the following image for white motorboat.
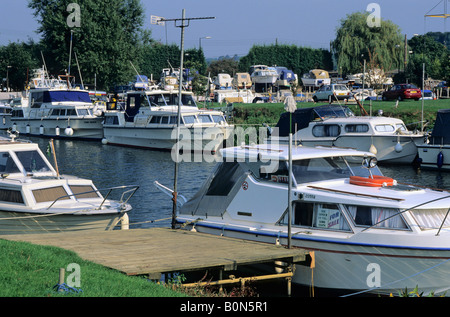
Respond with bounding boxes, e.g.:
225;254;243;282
250;65;278;85
273;105;424;164
102;88;234;153
0;133;138;235
417;109;450;170
301;69;331;88
161;143;450;296
9;68;104;140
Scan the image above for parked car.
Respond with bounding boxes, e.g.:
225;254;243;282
382;84;422;101
312;84;351;103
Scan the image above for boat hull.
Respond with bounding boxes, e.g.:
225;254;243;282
103;125;233;153
0;210;127;235
181;222;450;296
417;144;450;170
11;118;104;140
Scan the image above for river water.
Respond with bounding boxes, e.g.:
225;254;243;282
15;133;450;230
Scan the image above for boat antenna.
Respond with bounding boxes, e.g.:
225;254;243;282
158;10;215;229
74;52;84;89
129;61;152;107
68;30;74;76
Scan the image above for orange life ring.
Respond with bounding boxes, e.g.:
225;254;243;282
349;175;395;187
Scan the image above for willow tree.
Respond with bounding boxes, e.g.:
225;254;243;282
332;11;404;76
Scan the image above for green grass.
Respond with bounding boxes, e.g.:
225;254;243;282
0;238;186;297
224;98;450;130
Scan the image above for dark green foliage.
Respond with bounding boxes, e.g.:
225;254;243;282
28;0;151;90
238;44;332;75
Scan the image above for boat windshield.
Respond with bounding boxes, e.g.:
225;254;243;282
147;93;197;107
291;156;382;184
15;151;52;173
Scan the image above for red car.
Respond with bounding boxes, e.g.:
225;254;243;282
382;84;422;101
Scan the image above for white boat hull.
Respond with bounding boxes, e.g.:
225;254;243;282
103;126;233;153
11;118;104;140
278;135;421;164
179;222;450;296
301;78;331;88
417;144;450;170
0;210;127;235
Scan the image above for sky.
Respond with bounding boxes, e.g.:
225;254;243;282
0;0;449;59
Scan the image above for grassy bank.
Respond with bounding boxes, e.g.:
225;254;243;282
0;238;186;297
228;98;450;130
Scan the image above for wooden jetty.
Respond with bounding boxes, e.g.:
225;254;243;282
2;228;307;293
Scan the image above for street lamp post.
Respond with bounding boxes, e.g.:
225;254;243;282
199;36;211;50
6;66;12;92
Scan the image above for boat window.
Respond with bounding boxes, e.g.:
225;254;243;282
345;124;369;133
11;110;24;118
375;124;395;132
183;115;196;124
206;162;241;196
410;208;450;231
291;156;351;184
170;116;178;124
32;186;70;203
198;114;213;123
312;124;340;137
67;109;77;116
69;185;100;199
148;94;167;107
15;151;52;173
77;109;90;116
346;205;407;229
395;123;407;132
0;189;24;204
161;116;169;124
212;115;225;123
30;92;44;108
51;109;60;116
149;116;161;124
279;202;351;231
104;115;119;125
0;152;21;174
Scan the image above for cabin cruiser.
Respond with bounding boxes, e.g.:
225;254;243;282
0;132;138;235
102;88;234;153
160;143;450;296
273;105;424;164
9;68;104;140
417;109;450;170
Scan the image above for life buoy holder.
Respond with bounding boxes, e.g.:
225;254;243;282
349;175;395;187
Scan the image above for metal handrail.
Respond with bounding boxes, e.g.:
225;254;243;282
46;185;139;210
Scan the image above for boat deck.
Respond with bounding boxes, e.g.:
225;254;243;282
2;227;306;279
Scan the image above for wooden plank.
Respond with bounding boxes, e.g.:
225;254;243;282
1;228;306;276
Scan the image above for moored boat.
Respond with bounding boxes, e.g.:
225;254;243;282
417;109;450;170
273;104;424;164
0;132;138;234
9;68;104;140
102;88;234;153
160;143;450;296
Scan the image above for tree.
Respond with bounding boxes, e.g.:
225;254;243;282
28;0;151;90
207;58;239;77
0;40;42;91
332;11;404;76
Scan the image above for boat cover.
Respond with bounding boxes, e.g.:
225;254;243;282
275;105;351;136
430;109;450;144
43;91;91;103
179;161;249;217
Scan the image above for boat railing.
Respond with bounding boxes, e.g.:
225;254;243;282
46;184;139;210
361;193;450;236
